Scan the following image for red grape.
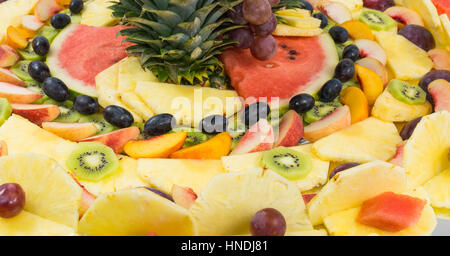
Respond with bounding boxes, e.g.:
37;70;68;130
250;208;286;236
0;183;25;218
250;13;277;36
250;35;277;61
242;0;272;25
227;3;247;25
229;28;254;49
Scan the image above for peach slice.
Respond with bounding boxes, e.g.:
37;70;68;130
428;48;450;71
56;0;72;6
80;126;140;153
0;68;25;86
274;110;304;147
318;1;352;24
0;45;19;68
34;0;62;21
389;141;406;167
0;140;8;156
340;20;374;41
69;173;96;216
303;105;351;142
0;82;42;103
355;64;384;105
171;185;197;210
340;86;369;124
170;132;231;160
42;122;98;141
428;79;450;112
6;26;29;50
356;57;389;86
384;7;424;26
354;39;387;65
124;132;187;159
230;119;274;155
11;104;60;126
21;15;45;32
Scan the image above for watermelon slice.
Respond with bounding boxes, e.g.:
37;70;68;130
432;0;450;17
357;192;426;232
221;34;338;107
47;24;132;97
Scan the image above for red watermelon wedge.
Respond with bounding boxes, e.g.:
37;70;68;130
357;192;426;232
432;0;450;17
221;34;338;107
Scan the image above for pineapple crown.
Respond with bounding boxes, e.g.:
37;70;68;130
110;0;243;88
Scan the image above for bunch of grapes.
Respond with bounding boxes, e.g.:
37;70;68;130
228;0;280;61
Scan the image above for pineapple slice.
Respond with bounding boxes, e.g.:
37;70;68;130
190;168;313;235
80;155;148;196
78;188;196;236
374;31;433;81
0;153;82;229
423;167;450;209
372;88;432;122
117;57;156;120
275;9;311;18
95;62;143;123
221;144;330;192
323;188;437;236
403;111;450;189
137;159;225;194
312;117;402;163
0;211;75;236
135;81;242;126
0;0;38;42
307;160;407;225
440;14;450;51
434;207;450;220
81;0;119;27
273;24;322;37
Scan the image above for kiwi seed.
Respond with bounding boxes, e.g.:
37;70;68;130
387;80;426;105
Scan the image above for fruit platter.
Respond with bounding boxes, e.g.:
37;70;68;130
0;0;447;236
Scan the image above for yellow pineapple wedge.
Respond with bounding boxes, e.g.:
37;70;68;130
374;31;433;81
273;24;322;37
78;188;196;236
307;160;407;225
275;8;311;18
423;167;450;209
323;188;437;236
277;16;322;29
190;168;313;235
137;159;225;195
221;144;330;192
312;117;402;163
0;0;38;42
80;0;119;27
0;211;76;236
434;207;450;220
402;111;450;189
117;57;156;120
0;153;82;229
80;155;148;196
440;14;450;51
135;81;242;126
372;88;432;122
331;0;363;18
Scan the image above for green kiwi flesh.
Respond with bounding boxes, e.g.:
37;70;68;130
0;98;12;126
387;80;426;105
37;26;59;43
262;147;312;181
359;9;397;32
304;102;340;124
171;127;210;148
79;113;115;135
18;44;43;61
66;142;119;181
10;61;33;82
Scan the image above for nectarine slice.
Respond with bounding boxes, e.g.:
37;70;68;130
0;82;42;103
355;64;384;105
11;104;60;126
124;132;187;159
340;20;374;40
42;122;98;141
170;132;231;160
274;110;303;147
340;86;369;124
81;127;140;153
6;26;29;50
303;105;351;142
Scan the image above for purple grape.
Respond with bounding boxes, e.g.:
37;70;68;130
242;0;272;25
229;28;254;49
250;13;277;37
419;70;450;103
363;0;395;11
227;3;247;25
250;208;286;236
144;187;173;201
400;117;422;140
250;35;277;61
329;162;360;179
399;25;435;51
0;183;25;218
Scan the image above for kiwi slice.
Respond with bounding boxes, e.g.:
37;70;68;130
18;44;43;61
359;9;397;32
171;127;210;148
387;80;426;105
43;99;81;123
26;81;48;104
37;26;59;43
79;113;115;135
226;116;247;149
342;80;361;90
10;61;33;82
66;142;119;181
304;102;340;124
0;98;12;126
262;147;312;181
